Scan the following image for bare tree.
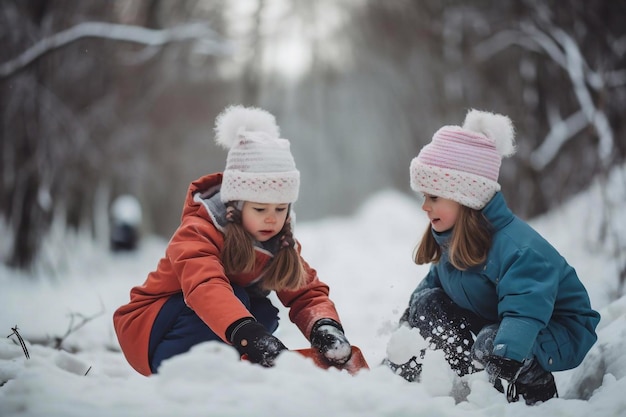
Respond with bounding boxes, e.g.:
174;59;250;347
0;1;229;269
467;0;626;291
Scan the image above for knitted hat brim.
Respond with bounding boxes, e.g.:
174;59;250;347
410;160;500;210
220;170;300;204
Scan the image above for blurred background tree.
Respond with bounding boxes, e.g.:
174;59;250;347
1;0;624;275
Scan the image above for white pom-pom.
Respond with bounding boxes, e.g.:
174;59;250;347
214;105;280;149
462;109;516;157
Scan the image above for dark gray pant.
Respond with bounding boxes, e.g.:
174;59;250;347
407;287;546;381
406;287;490;376
404;288;556;402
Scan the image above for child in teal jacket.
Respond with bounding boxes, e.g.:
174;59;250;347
387;109;600;405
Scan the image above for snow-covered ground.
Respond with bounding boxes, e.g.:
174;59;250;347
1;167;625;417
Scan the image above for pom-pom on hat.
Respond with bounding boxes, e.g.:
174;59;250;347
215;105;300;204
410;109;516;209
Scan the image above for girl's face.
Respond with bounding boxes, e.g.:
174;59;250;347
241;202;289;242
421;194;461;232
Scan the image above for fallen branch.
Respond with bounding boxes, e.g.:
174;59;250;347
53;302;105;350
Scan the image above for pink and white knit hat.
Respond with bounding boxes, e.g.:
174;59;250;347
410;109;516;209
215;105;300;204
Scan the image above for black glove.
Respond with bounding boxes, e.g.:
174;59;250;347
484;355;524;383
310;318;352;365
228;318;287;367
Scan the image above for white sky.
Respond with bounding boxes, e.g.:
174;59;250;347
222;0;354;81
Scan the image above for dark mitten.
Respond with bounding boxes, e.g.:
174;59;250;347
310;319;352;365
514;359;558;405
484;355;524;383
229;318;287;367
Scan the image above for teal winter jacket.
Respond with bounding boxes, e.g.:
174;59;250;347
412;192;600;372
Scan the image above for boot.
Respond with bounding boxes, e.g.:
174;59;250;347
383;356;422;382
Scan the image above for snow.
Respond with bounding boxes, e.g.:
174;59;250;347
111;195;143;226
1;169;626;417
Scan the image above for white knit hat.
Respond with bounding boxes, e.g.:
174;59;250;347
214;105;300;204
410;109;516;209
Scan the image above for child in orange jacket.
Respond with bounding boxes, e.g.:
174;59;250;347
114;105;351;376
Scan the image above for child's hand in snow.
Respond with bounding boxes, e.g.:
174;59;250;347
310;319;352;365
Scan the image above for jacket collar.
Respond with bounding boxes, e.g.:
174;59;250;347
480;192;515;231
194;189;228;230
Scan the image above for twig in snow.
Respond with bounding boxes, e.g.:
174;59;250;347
53;302;105;350
7;326;30;359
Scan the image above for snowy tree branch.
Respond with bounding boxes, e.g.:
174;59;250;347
475;20;616;170
0;21;231;78
530;109;588;170
547;27;613;165
473;29;544;62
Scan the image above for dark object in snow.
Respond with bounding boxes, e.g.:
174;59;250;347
383;355;423;382
110;223;139;251
503;358;559;405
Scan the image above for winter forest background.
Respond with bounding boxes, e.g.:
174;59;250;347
1;1;625;288
2;1;626;416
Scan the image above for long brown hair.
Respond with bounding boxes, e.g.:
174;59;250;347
414;205;492;270
221;205;307;291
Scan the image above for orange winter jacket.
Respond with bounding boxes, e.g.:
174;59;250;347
113;173;341;376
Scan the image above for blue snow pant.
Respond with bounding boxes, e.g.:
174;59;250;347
406;287;548;382
148;284;280;374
